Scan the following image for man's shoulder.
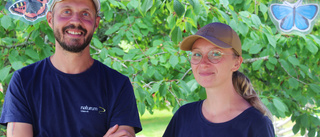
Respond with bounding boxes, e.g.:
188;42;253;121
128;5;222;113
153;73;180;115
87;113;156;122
16;58;49;75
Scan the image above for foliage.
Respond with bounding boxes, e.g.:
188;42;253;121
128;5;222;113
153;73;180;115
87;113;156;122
0;0;320;136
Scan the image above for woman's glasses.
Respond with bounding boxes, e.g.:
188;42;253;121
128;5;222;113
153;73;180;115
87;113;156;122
190;49;235;65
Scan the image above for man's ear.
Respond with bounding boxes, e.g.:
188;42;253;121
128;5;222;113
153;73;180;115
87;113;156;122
94;16;101;31
47;11;53;29
232;56;243;72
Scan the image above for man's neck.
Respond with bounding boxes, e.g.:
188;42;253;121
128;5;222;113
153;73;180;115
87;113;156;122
50;45;94;74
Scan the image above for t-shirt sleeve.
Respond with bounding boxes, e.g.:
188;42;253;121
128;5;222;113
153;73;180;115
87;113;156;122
163;109;180;137
0;71;32;125
109;78;142;133
254;116;275;137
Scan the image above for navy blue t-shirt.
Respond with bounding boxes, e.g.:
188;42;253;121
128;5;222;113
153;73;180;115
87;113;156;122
0;57;142;136
163;100;275;137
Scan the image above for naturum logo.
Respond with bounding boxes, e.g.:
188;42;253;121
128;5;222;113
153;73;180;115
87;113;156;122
80;105;106;114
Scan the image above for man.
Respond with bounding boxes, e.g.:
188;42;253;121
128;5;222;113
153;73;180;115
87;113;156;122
0;0;142;136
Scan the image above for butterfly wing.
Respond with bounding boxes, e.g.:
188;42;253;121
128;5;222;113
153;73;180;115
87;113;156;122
9;1;27;16
8;0;49;21
280;12;294;31
295;4;319;31
24;0;48;20
271;4;293;20
296;4;318;19
295;11;310;30
271;4;294;31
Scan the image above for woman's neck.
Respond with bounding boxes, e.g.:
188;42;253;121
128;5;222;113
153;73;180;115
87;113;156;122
202;82;251;123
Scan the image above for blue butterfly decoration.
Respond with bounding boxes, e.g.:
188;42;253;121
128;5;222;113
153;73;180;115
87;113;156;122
270;0;319;33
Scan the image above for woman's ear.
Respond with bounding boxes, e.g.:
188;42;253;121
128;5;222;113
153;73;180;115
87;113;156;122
232;56;243;72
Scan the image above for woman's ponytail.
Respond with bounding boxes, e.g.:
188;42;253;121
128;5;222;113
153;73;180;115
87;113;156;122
232;71;273;120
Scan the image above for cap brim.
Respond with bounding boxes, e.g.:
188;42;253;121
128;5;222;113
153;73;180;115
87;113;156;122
180;35;232;51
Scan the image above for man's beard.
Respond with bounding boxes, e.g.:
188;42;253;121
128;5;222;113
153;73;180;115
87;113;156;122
54;24;94;53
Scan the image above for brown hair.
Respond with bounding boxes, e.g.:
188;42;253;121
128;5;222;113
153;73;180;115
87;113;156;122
232;70;273;120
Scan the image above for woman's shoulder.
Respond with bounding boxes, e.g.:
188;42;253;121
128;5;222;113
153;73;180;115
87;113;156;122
173;100;203;116
179;100;203;110
242;107;273;125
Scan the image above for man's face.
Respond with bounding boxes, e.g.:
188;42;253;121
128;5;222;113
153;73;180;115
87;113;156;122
47;0;100;53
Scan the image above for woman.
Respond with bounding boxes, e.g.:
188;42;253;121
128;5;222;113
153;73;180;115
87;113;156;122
163;22;275;137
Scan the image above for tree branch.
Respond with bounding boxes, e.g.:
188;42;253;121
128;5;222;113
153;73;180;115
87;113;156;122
243;56;269;63
107;55;128;69
0;30;34;49
89;45;101;55
169;83;181;107
142;81;156;89
0;42;35;49
176;68;192;84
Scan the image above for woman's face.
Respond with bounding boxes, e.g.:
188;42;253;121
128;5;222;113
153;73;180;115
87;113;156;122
191;38;242;89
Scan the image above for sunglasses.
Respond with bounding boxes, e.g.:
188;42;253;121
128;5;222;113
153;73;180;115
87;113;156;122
190;49;235;65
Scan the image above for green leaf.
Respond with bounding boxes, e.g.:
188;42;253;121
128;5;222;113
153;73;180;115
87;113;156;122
259;3;268;13
173;0;185;18
153;40;163;46
127;0;139;9
179;80;191;94
266;62;274;71
11;61;24;71
292;123;300;134
92;37;103;48
112;47;125;56
279;59;290;72
305;38;318;54
105;23;123;35
308;129;315;137
249;44;262;54
272;98;287;112
169;55;179;68
159;84;168;96
252;59;263;71
105;26;119;35
237;22;249;36
288;56;300;66
171;27;182;44
137;22;148;29
1;15;11;30
251;14;261;28
288;78;299;89
268;57;277;65
218;9;230;23
309;84;320;93
47;30;55;43
187;0;201;15
0;67;11;81
187;79;198;92
141;0;153;14
146;47;158;55
265;33;276;48
125;31;134;42
138;102;146;115
167;14;175;29
220;0;229;7
300;128;306;136
25;49;40;60
301;114;309;127
136;87;146;101
109;0;119;6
